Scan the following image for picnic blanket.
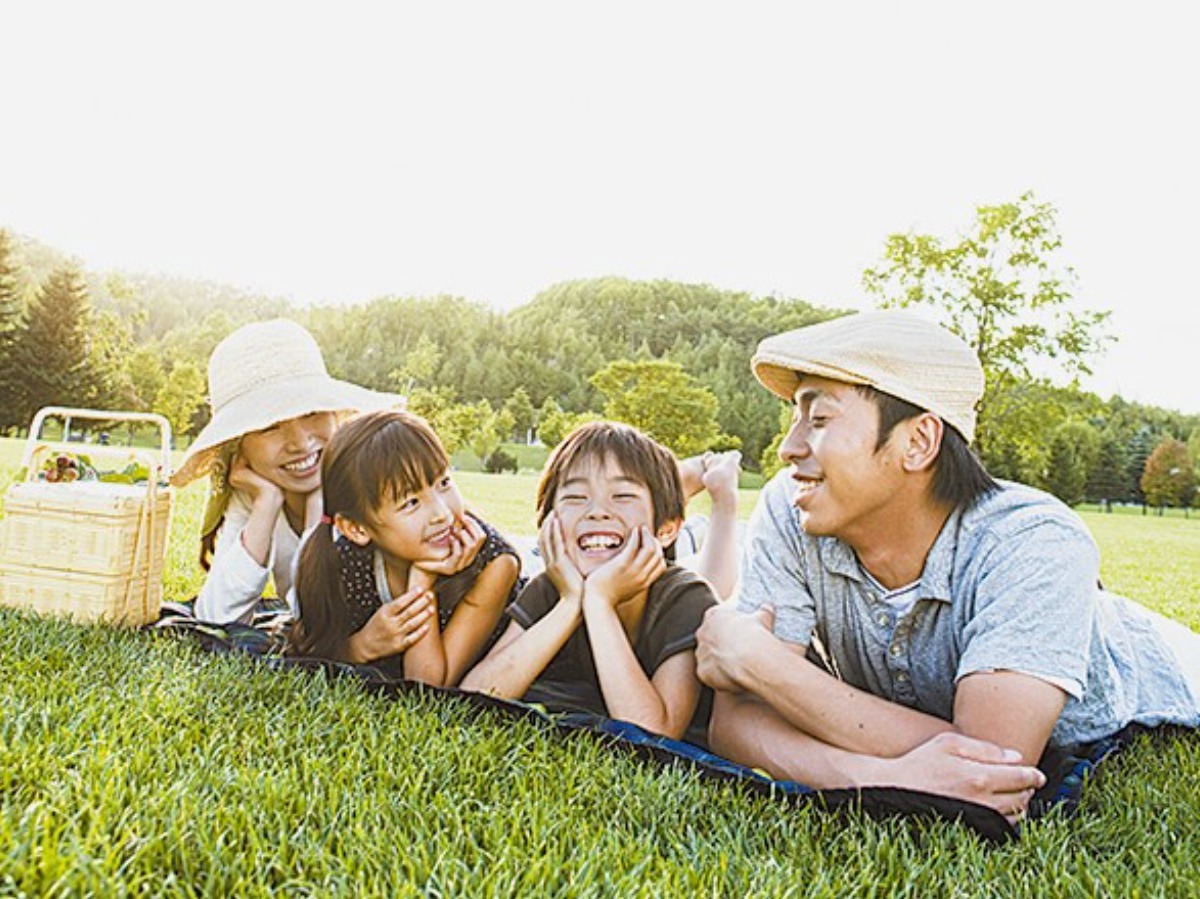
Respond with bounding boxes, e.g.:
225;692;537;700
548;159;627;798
146;613;1162;844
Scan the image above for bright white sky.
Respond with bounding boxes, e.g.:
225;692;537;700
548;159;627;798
3;2;1198;413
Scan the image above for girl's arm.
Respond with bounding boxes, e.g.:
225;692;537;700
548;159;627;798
437;553;520;685
694;451;741;601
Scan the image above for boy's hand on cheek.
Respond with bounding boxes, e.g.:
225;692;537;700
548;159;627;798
584;526;665;610
539;512;584;605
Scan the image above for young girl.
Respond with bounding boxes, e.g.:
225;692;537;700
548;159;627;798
288;410;522;686
169;318;399;625
461;421;718;744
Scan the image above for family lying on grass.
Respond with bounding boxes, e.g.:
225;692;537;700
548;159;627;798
166;314;1200;826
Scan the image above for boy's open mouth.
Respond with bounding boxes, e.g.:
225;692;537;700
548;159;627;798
578;531;624;554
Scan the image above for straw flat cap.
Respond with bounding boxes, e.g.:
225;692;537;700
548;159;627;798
752;309;985;442
171;319;401;487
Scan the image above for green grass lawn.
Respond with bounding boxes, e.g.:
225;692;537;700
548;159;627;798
1;436;1199;894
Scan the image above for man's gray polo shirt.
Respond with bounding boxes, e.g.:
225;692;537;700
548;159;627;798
737;471;1200;748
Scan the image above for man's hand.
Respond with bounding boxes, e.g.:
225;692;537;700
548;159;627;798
879;732;1046;826
584;526;665;611
695;603;777;692
346;587;436;664
539;512;585;606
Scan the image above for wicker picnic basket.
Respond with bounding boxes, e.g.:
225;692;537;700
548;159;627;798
0;407;173;626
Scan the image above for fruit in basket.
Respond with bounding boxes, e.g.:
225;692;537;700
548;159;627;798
37;451;99;482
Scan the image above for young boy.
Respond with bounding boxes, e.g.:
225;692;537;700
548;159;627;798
461;421;717;745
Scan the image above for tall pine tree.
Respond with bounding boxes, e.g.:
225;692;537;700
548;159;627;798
14;263;98;425
0;229;25;432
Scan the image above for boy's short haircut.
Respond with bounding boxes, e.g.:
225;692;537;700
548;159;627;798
536;421;685;553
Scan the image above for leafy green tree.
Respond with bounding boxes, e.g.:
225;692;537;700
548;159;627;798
590;359;735;458
502;387;535;443
1042;421;1098;506
155;361;206;444
1085;430;1131;510
862;192;1112;461
1141;437;1197;513
1126;428;1158;506
0;229;26;432
536;398;569;448
126;346;167;412
389;333;441;396
13;264;99;424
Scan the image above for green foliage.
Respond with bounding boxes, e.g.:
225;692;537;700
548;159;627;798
0;229;26;433
155;362;206;442
590;358;736;457
12;264;100;425
1085;429;1132;508
484;448;519;474
502;387;535;441
863;192;1113;461
1141;437;1197;510
1042;421;1099;506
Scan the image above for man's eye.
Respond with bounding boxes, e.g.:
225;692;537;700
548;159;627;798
810;416;829;429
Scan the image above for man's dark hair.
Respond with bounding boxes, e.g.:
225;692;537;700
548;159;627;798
857;386;998;511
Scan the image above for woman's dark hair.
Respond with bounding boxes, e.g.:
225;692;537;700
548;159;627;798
858;386;998;511
536;420;685;561
289;410;450;659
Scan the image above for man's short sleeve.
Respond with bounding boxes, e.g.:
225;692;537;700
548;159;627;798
956;518;1100;698
734;470;816;646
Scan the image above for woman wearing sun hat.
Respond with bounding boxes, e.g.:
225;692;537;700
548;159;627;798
170;319;400;625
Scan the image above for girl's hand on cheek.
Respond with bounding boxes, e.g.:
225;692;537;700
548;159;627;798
539;512;584;604
585;526;665;610
415;516;484;577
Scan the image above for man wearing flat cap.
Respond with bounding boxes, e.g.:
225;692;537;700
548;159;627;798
695;310;1200;821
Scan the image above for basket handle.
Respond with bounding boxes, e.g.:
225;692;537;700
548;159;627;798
22;406;174;480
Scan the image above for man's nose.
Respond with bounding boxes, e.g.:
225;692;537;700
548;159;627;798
778;420;810;463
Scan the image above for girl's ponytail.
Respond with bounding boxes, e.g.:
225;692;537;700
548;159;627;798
288;522;351;658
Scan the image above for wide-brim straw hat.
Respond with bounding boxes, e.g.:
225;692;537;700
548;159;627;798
171;318;402;487
751;309;985;443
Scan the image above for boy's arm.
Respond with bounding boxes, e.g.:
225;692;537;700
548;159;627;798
584;595;701;739
458;598;581;699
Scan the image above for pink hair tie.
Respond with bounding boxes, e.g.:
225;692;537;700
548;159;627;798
320;514;334;526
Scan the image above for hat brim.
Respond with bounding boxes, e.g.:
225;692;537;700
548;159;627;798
752;353;872;402
170;375;402;487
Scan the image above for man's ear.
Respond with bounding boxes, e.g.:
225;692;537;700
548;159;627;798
655;517;682;549
901;413;944;473
334;513;372;547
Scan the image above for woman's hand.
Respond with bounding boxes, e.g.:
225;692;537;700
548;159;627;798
229;452;285;511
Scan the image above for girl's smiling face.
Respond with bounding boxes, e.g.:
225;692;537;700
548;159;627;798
239;412;337;493
364;471;467;566
552;456;663;575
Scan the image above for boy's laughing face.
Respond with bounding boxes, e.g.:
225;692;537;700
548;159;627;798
552;456;665;576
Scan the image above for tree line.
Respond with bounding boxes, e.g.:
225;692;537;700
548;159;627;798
1;196;1197;513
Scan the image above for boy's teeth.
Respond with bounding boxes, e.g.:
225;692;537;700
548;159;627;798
579;533;622;550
